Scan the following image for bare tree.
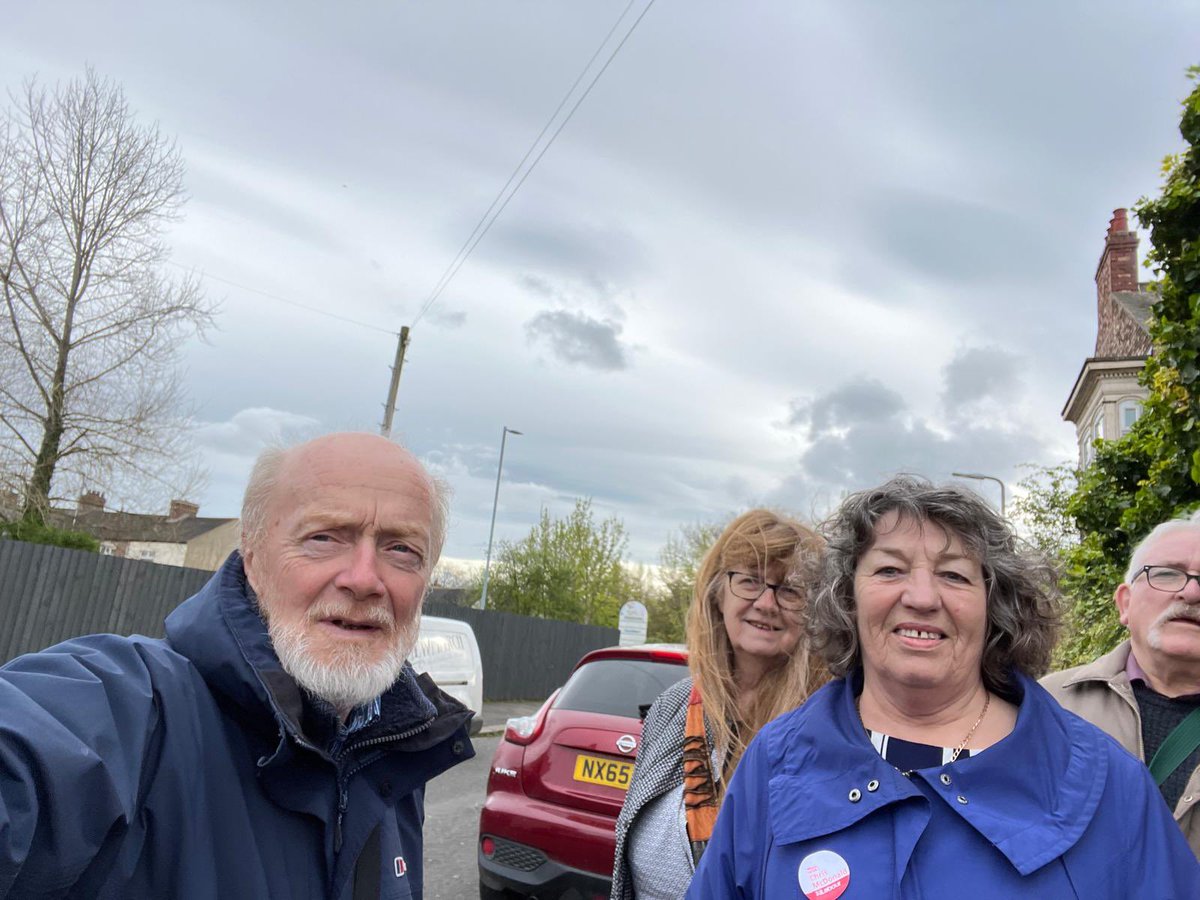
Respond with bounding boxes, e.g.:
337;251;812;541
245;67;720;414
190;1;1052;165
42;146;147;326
0;68;214;523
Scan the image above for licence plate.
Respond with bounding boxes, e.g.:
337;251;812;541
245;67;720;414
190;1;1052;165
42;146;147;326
572;753;633;790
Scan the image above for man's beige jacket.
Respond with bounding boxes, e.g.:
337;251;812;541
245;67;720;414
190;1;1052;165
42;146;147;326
1041;639;1200;859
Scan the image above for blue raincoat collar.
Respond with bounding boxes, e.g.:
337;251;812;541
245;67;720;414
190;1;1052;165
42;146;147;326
766;670;1109;875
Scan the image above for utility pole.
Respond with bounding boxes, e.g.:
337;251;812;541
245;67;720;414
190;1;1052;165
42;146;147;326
380;326;410;438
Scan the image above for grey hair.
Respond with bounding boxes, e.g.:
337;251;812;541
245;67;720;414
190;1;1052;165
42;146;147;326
239;438;452;571
808;475;1061;693
1124;509;1200;583
240;445;288;553
425;471;451;568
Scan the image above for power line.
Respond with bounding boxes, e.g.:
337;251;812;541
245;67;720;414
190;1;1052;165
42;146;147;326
412;0;657;327
415;0;639;319
167;261;396;335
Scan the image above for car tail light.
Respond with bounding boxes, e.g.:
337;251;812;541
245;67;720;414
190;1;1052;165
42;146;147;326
480;836;495;858
504;688;559;746
504;714;542;744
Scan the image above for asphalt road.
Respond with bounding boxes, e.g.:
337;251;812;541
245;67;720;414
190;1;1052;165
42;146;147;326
424;734;500;900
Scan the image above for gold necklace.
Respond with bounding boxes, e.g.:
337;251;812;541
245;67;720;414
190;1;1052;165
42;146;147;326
948;692;991;762
857;691;992;773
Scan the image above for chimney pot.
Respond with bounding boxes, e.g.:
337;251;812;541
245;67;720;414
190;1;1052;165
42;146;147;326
1109;208;1129;235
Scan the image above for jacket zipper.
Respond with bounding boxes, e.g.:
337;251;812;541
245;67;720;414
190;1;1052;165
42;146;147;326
332;716;435;853
334;787;349;853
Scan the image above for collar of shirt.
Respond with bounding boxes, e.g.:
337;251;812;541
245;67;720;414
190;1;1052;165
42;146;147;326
1126;650;1149;685
330;696;383;757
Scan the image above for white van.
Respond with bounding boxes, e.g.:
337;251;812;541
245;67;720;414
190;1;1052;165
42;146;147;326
410;615;484;734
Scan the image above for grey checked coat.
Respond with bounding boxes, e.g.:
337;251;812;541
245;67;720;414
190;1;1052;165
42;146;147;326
610;676;716;900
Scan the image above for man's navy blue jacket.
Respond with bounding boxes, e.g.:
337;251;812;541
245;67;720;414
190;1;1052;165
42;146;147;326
0;553;474;899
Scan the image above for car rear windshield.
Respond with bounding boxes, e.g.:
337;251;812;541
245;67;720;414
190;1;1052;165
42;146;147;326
554;657;687;718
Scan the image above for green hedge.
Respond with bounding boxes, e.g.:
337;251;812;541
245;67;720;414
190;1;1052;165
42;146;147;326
0;519;99;552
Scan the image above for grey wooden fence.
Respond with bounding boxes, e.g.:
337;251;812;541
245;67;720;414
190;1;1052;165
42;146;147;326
0;540;616;700
0;541;211;662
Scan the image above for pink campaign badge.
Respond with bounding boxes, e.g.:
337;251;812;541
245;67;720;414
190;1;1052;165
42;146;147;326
797;849;850;900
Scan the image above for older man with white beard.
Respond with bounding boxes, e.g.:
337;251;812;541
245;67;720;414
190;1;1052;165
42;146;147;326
1043;511;1200;859
0;433;474;900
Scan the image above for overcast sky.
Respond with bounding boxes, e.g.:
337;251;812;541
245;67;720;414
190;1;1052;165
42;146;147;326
3;1;1197;565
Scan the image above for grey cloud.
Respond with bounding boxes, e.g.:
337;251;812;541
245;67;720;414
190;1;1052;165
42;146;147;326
941;346;1023;412
517;274;556;298
525;310;630;371
797;419;1040;490
787;378;905;432
776;370;1047;514
514;269;632;322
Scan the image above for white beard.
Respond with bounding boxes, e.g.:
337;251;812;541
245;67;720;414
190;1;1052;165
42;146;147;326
261;596;422;716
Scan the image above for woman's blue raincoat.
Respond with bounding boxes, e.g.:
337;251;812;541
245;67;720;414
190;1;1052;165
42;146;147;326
688;671;1200;899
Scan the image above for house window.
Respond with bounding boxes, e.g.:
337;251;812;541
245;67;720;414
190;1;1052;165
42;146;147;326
1119;400;1143;436
1093;411;1105;442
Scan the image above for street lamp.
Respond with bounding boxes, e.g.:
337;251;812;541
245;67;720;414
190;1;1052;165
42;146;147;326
480;426;523;610
952;471;1007;516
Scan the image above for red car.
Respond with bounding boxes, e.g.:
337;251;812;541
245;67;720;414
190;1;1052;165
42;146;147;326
478;644;689;899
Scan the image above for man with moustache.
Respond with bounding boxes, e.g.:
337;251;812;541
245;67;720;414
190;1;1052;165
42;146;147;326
1043;512;1200;859
0;433;473;899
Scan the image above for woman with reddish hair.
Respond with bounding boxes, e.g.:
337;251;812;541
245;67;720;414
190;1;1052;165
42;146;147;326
611;509;826;899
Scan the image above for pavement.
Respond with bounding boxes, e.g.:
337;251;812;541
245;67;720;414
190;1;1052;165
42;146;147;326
477;699;544;735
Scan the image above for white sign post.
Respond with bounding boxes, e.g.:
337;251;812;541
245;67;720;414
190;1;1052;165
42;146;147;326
618;600;649;647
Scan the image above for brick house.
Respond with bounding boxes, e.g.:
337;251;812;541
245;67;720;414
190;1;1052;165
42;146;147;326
50;492;239;571
1062;209;1153;466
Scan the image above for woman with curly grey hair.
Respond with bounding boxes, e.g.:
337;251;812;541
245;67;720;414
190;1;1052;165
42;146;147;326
688;476;1199;899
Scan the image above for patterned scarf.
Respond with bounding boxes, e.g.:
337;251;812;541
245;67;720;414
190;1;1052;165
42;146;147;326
683;682;719;865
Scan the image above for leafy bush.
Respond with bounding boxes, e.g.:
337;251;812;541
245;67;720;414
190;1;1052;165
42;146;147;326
0;518;100;552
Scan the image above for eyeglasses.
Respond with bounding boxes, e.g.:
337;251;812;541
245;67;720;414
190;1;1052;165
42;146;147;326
726;571;806;610
1134;565;1200;593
